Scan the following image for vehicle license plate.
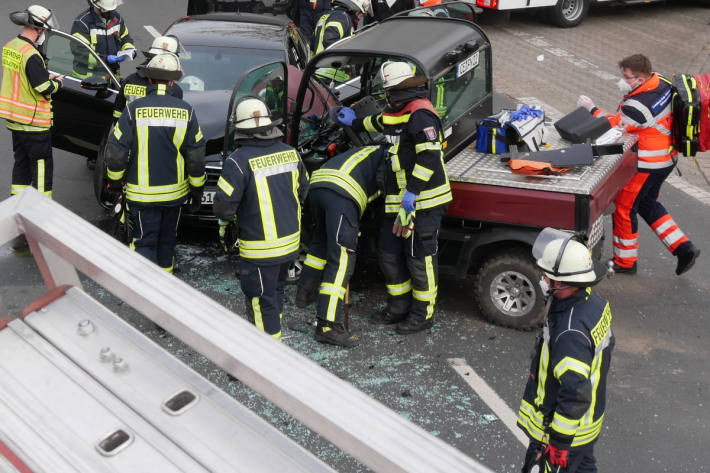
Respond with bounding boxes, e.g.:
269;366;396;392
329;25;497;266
456;51;479;78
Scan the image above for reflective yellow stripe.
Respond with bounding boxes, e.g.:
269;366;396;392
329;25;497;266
36;159;45;194
113;109;122;119
304;254;327;270
534;337;549;406
553;356;591;379
386;280;411;296
126;182;189;203
195;127;203;142
107;168;125;180
34;80;52;93
382;113;411;126
414;142;441;153
254;175;277;240
311;169;367;213
173;126;186;184
315;68;350;83
424;255;436;319
363;115;381;133
189;173;205;187
113;123;122;140
217;176;234;196
412;163;434;181
10;184;28;195
253;296;264;331
239;231;300;260
137;125;149;187
551;411;580;437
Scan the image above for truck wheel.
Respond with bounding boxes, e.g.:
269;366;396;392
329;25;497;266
548;0;589;28
473;249;546;330
93;136;112;210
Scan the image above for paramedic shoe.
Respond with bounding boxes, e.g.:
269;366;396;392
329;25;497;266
395;316;433;335
314;319;359;348
370;309;407;325
610;260;637;275
295;284;317;308
676;244;700;276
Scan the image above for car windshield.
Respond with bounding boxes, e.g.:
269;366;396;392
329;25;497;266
178;45;284;92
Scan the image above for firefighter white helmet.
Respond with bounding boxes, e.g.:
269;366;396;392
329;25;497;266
233;96;283;139
533;228;605;285
334;0;371;14
138;53;182;81
147;35;179;56
380;60;417;89
9;5;57;30
89;0;119;12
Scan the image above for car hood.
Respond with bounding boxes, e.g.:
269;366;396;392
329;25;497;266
184;89;232;143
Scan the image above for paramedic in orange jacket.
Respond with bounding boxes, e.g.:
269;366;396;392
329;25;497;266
577;54;700;276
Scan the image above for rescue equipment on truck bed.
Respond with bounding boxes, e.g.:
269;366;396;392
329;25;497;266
554;107;611;144
476;105;545;154
502;142;624;176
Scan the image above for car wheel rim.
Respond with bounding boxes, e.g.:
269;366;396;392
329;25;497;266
489;270;536;318
560;0;583;21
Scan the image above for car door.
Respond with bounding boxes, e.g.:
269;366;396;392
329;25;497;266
286;25;311;70
223;61;289;156
42;29;120;160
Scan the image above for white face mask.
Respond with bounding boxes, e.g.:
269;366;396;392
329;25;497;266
617;78;632;94
36;31;46;46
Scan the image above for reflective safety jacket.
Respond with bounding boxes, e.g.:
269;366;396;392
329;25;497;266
592;73;673;172
113;69;183;119
310;145;384;216
312;8;353;83
0;36;60;132
353;98;452;214
214;138;309;265
71;7;135;78
517;288;614;450
107;84;206;206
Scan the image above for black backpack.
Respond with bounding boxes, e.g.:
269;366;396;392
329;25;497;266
661;74;701;157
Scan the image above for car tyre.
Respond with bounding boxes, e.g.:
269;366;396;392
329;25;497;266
473;249;546;330
93;136;113;210
547;0;589;28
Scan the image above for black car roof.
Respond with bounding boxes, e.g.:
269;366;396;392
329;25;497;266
168;13;289;49
319;16;490;77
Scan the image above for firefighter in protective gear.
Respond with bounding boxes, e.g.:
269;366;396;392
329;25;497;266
296;145;386;347
518;228;613;473
332;60;451;334
312;0;370;82
106;53;205;273
582;54;699;276
2;5;62;254
213;96;309;340
71;0;136;79
113;35;183;121
297;0;331;48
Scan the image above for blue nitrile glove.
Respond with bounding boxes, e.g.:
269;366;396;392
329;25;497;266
401;191;417;214
106;54;126;64
307;113;319;130
510;105;543;122
329;106;356;126
392;208;415;239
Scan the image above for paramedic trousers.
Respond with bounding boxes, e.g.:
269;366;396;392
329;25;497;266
128;205;181;272
299;189;358;326
612;165;693;268
378;207;444;321
238;259;289;340
11;130;53;198
522;441;596;473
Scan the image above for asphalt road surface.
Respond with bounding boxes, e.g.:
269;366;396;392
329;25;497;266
1;1;709;471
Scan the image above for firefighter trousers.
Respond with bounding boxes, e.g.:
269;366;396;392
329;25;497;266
128;205;181;272
378;207;444;320
612;165;692;268
238;259;289;340
10;130;53;198
299;189;358;325
523;441;596;473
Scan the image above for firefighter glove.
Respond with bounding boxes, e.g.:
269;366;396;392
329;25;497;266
106;179;123;200
544;444;569;469
401;191;417;213
218;219;236;253
187;187;203;213
329;106;356;126
392;207;415;239
577;95;595;112
106;54;126;64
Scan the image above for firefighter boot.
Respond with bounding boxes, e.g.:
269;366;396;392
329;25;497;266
295;283;318;308
370;309;408;325
676;244;700;276
395;316;433;335
11;235;30;257
314;319;359;348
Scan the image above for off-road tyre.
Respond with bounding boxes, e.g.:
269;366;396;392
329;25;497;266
473;249;546;330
